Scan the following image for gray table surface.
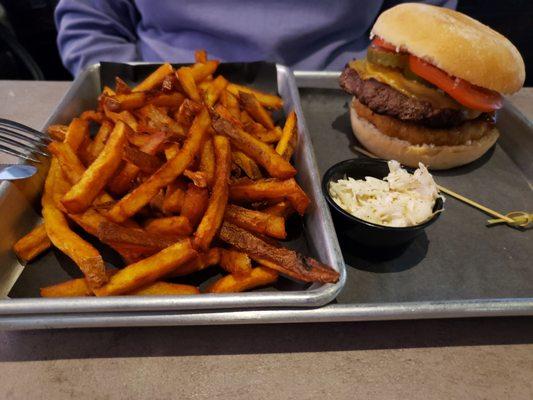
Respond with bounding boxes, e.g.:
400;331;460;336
0;81;532;400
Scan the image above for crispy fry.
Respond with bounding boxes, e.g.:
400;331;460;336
62;121;128;213
232;151;262;180
13;224;51;263
195;49;208;63
183;169;208;188
211;113;296;179
47;124;68;141
64;118;89;152
42;159;107;290
175;99;202;127
161;73;179;92
239;91;275;129
207;266;278;293
110;131;167;195
115;77;131;94
41;272;198;297
181;184;209;228
240;110;255;126
199;137;215;187
214;104;243;128
104;92;146;111
80;110;104;123
149;92;185;108
229;178;309;215
227;83;283;110
102;85;116;96
190;60;219;82
104;108;138;132
97;221;178;248
123;145;163;174
204;75;228;107
176;67;201;102
144;216;192;236
133;63;173;92
248;125;283;144
130;282;199;296
137;104;185;137
41;270;117;297
162;181;186;214
220;248;252;277
86;120;113;163
225;204;286;239
194;135;231;251
107;109;210;222
93;238;197;296
276;111;298;160
262;201;295;218
220;223;339;284
48;141;115;207
163;142;181;160
220;90;240;119
167;247;221;277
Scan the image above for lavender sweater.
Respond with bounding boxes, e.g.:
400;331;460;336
55;0;455;76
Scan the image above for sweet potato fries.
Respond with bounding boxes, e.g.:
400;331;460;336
13;50;339;297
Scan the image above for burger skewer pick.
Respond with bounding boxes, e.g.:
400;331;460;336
340;3;525;170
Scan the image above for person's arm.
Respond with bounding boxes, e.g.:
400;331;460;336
55;0;140;76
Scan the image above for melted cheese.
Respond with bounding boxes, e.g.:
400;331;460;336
349;59;461;110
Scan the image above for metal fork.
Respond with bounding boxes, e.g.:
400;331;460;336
0;118;50;162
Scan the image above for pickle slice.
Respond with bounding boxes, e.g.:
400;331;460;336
367;47;407;69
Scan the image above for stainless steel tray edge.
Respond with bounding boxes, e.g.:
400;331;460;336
1;298;533;330
0;63;346;315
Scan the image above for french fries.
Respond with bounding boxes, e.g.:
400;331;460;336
239;91;275;129
219;222;339;284
177;67;201;102
107;109;210;223
144;216;193;236
133;63;174;92
93;239;196;296
193;135;231;251
14;50;339;298
42;160;107;290
181;184;209;228
226;83;283;110
220;249;252;277
41;271;198;297
276;110;298;160
211;113;296;179
229;178;310;215
13;224;51;263
224;204;286;239
207;266;278;293
62;121;128;213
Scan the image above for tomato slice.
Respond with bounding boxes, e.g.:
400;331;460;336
408;56;502;112
371;37;398;52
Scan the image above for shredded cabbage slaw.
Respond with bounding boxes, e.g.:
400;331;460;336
329;161;441;227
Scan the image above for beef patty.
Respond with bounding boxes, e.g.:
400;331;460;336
340;67;469;129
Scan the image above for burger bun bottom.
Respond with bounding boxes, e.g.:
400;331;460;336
350;99;499;170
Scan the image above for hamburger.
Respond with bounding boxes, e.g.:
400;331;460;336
340;3;525;169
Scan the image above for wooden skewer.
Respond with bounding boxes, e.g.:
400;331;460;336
350;145;516;224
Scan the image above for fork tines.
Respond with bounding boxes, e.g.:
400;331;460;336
0;118;50;162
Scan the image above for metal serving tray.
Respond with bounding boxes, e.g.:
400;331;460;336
1;71;532;330
0;64;346;317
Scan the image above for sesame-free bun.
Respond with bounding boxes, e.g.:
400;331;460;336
350;99;499;170
371;3;525;94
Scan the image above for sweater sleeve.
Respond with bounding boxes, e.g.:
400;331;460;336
55;0;141;76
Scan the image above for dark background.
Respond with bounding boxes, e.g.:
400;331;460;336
0;0;530;84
